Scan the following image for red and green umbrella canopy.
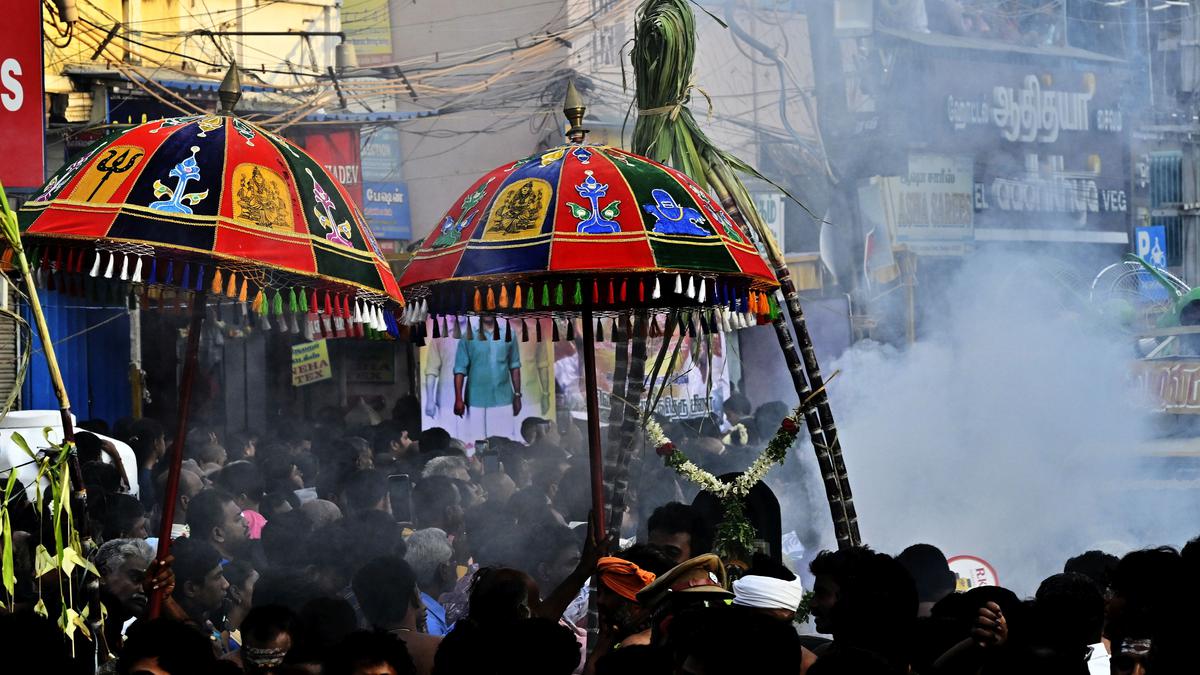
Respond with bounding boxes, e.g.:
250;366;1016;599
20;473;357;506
398;144;778;321
16;114;402;335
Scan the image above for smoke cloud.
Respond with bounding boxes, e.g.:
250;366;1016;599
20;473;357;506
800;251;1199;595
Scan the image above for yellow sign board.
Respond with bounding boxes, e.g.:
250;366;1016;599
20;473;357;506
292;340;332;386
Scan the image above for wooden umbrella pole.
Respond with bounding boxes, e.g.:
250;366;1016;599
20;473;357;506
148;292;206;618
580;305;606;536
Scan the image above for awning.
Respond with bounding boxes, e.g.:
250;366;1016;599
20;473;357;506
876;27;1126;64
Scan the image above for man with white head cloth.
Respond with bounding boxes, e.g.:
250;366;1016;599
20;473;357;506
732;574;819;673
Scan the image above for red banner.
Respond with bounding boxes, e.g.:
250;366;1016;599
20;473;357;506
0;1;45;188
289;127;363;207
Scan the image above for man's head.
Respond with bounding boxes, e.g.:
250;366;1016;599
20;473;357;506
323;630;415;675
527;525;581;591
722;393;752;426
239;605;298;674
418;427;452;456
404;528;455;598
421;455;472;483
520;417;553;445
127;418;167;469
896;543;956;608
647;502;707;563
352;556;421;630
341;469;390;515
1064;549;1119;598
96;538;153;617
809;546;917;668
117;618;217;675
412;475;463;534
186;488;250;560
1034;572;1105;650
215;461;266;511
595;556;656;630
170;537;229;622
102;493;149;541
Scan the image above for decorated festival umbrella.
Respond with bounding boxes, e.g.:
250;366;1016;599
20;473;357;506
398;84;780;535
8;67;404;616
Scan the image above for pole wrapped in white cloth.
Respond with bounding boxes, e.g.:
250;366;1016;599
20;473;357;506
731;575;806;611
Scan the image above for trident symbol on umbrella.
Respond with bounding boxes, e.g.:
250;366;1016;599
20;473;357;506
88;147;144;201
306;168;352;247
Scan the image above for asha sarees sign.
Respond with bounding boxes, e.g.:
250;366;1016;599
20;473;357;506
0;1;44;188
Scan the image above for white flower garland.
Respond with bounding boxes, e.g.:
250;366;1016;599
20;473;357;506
644;414;799;499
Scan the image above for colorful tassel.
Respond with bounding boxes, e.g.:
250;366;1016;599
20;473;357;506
542;284;550;307
273;291;284;316
288;288;299;313
574;281;583;306
486;287;496;311
226;271;238;298
105;252;116;279
474;288;483;312
686;276;696;299
595;318;604;342
504;319;512;342
620;280;627;303
555;283;563;306
551;319;560;342
252;290;265;314
638;279;645;303
324;291;333;315
566;318;575;341
608;280;615;305
499;285;509;309
195;265;205;292
298;288;308;312
524;284;533;310
652;277;661;300
521;319;529;342
89;252;102;277
593;280;600;304
492;318;501;341
212;268;223;294
180;263;190;289
698;278;707;303
238;277;248;304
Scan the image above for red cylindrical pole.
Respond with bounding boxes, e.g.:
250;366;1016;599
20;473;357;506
148;293;205;618
580;305;605;535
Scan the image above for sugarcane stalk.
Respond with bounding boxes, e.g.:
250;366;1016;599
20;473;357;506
707;155;861;546
630;0;861;548
0;183;88;534
603;324;630;534
606;314;649;543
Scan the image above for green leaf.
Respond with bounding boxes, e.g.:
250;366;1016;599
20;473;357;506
566;202;590;220
33;598;47;618
601;201;622;220
62;546;98;578
182;189;209;205
152;179;171;197
2;511;13;599
9;431;34;460
34;544;55;578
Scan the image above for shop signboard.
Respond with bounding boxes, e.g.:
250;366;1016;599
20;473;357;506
875;154;974;255
1135;225;1167;269
884;52;1130;237
292;340;332;386
363;181;411;240
1132;358;1200;415
342;0;393;65
752;192;786;250
0;1;44;188
290;127;363;206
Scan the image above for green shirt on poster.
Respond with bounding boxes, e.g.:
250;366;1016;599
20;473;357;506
454;338;521;409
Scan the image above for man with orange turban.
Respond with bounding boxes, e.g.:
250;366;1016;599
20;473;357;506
593;556;657;652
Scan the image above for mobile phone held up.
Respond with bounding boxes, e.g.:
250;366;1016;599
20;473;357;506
388;473;413;524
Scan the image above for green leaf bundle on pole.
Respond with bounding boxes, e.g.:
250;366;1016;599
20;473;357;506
630;0;862;549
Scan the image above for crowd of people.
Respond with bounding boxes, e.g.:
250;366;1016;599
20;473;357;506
0;393;1198;675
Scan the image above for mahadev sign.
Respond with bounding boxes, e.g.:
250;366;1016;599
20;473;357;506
292;340;332;386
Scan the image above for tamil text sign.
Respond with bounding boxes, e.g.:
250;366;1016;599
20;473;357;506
292;340;332;386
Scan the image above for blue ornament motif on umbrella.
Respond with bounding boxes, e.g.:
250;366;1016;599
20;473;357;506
643;188;708;236
571;146;593;164
149;146;210;214
567;171;621;234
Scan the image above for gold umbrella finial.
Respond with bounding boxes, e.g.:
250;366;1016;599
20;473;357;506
218;62;242;114
563;79;588;144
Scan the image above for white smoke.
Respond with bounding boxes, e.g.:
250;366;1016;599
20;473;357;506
811;251;1198;596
